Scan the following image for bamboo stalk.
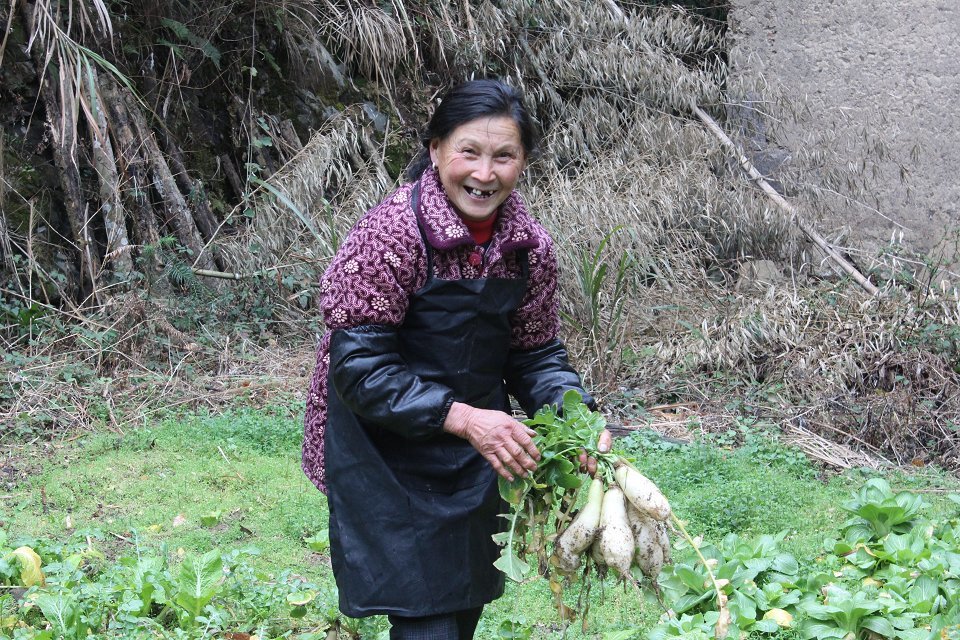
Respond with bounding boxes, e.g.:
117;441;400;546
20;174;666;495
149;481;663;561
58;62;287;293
192;268;255;281
87;65;134;278
99;73;161;249
119;89;215;271
693;105;879;296
191;266;322;288
161;132;226;271
219;154;245;202
22;1;95;299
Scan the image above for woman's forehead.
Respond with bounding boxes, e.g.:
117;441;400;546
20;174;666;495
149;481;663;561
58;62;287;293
445;116;522;145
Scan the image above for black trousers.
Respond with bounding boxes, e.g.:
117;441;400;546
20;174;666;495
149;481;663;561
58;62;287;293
387;606;483;640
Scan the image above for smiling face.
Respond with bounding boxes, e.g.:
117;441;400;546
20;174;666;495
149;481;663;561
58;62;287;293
429;115;526;222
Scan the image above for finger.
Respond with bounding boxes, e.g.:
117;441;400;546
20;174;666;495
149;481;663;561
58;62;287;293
502;446;534;477
514;428;541;461
509;459;529;477
598;429;613;453
516;448;538;473
488;455;514;482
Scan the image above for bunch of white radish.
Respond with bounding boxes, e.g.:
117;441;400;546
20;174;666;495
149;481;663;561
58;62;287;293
493;392;674;591
493;392;729;637
553;461;672;583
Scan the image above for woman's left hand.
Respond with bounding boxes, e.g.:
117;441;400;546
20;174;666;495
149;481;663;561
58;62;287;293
578;428;613;476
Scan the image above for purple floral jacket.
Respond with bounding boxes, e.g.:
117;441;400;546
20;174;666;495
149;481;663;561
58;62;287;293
302;167;562;493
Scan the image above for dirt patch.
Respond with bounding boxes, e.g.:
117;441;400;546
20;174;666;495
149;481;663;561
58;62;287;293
0;443;46;493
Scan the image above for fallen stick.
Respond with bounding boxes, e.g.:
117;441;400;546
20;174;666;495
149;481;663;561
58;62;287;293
693;105;879;296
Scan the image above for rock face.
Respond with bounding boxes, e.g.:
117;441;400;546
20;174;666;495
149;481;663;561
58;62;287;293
728;1;960;275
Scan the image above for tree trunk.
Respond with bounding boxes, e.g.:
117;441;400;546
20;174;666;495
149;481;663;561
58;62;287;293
220;153;246;202
120;90;216;271
22;0;98;301
87;66;134;279
162;132;223;264
98;74;160;251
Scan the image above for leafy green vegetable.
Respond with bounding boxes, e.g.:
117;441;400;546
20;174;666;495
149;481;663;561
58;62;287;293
174;550;223;625
841;478;926;541
492;391;621;585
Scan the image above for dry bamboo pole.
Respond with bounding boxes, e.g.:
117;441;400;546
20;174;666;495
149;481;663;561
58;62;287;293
219;154;246;201
119;89;215;271
87;66;134;278
99;74;161;249
694;105;879;296
21;1;97;299
163;136;217;240
191;266;322;287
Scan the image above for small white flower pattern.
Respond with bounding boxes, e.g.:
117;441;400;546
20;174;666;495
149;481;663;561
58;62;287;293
343;259;360;274
371;296;389;312
384;251;401;268
444;225;466;239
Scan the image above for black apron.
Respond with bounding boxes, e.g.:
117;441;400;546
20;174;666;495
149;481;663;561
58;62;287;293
324;186;529;617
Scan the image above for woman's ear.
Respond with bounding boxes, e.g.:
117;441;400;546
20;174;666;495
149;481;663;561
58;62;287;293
428;140;439;167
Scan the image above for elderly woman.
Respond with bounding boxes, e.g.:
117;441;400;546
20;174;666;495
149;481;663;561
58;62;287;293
303;79;601;639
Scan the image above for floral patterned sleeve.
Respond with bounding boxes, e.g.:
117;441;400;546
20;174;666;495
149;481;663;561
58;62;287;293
509;223;562;349
319;187;426;329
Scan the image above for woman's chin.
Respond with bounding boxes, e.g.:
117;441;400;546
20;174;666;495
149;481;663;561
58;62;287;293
454;197;502;221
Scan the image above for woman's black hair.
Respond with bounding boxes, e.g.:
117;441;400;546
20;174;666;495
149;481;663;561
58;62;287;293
404;79;540;181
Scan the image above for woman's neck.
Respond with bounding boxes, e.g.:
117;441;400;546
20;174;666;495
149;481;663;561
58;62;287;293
461;213;497;245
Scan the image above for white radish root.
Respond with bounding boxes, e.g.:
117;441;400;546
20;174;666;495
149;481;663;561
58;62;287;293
626;502;663;578
625;502;652;538
597;486;634;580
632;519;665;579
552;544;582;573
614;462;671;521
554;477;604;558
655;520;672;565
628;503;672;575
589;536;606;569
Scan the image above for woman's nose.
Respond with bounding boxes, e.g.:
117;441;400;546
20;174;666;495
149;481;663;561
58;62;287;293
472;157;495;182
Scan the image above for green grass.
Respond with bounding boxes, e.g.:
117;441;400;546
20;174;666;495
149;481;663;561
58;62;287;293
4;404;960;639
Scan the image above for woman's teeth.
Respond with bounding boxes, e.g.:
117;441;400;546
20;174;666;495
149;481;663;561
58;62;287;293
467;187;495;198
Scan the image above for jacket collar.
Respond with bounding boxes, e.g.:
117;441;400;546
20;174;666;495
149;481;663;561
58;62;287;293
415;167;539;255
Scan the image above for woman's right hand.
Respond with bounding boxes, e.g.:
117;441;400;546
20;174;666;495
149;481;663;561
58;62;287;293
444;402;540;482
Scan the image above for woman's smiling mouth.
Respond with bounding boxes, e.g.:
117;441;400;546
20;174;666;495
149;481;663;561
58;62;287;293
467;187;496;198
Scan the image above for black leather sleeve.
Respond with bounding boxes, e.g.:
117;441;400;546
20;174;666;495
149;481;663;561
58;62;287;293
504;339;596;417
328;325;455;440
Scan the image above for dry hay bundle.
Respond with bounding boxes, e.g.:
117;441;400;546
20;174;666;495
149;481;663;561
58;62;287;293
524;102;803;388
218;112;390;275
633;277;960;470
